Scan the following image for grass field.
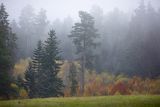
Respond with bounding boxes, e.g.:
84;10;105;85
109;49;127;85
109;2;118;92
0;95;160;107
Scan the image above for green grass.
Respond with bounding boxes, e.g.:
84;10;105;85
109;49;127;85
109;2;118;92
0;95;160;107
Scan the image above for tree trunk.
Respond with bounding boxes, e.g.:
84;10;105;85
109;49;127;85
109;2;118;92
80;38;86;95
80;55;85;95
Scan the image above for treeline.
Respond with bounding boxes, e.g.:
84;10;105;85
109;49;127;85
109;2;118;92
1;0;160;99
91;1;160;78
11;5;73;60
11;1;160;78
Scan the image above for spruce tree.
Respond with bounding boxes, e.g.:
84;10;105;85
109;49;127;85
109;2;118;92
24;33;64;98
69;11;99;94
24;62;36;98
32;40;44;75
39;29;63;97
0;3;17;99
32;40;45;97
24;40;44;98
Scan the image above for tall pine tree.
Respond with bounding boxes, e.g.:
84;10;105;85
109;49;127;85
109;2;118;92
69;11;99;94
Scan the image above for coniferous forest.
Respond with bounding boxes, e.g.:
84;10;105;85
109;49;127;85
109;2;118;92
0;0;160;106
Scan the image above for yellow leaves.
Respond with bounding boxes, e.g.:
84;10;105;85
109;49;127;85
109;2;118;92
14;59;160;97
11;83;28;98
11;83;18;90
19;89;28;99
13;58;30;78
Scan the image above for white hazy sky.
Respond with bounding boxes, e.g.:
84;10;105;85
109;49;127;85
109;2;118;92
1;0;160;21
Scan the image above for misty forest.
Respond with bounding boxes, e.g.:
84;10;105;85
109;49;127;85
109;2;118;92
0;0;160;107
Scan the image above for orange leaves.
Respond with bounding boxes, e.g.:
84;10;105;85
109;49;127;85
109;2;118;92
64;71;160;96
84;77;107;96
108;81;130;95
83;74;160;96
128;76;160;95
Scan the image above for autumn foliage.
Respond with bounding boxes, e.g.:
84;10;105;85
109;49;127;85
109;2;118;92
14;60;160;98
64;71;160;96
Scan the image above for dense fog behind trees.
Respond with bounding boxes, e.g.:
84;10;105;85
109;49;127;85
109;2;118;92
8;1;160;78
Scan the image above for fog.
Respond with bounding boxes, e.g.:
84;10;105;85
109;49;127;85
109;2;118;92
1;0;160;21
1;0;160;78
1;0;160;100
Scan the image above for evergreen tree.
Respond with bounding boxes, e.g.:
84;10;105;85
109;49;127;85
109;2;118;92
121;1;160;78
10;20;20;61
32;40;44;74
35;9;48;41
0;3;17;99
69;11;99;94
24;62;36;98
68;62;78;96
38;29;63;97
19;5;36;58
32;40;45;97
16;75;24;88
15;75;25;97
24;33;64;98
24;40;44;98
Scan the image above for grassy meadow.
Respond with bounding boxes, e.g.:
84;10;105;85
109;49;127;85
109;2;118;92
0;95;160;107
